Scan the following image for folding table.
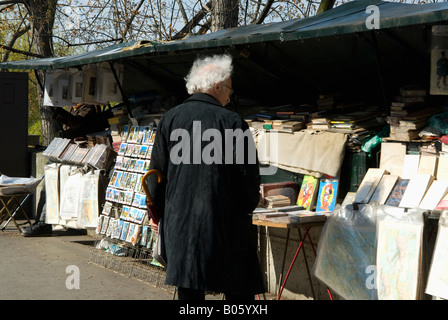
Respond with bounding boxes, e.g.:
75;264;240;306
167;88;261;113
0;193;32;232
0;175;43;233
252;217;333;300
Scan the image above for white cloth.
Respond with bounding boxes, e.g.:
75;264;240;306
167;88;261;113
256;129;348;178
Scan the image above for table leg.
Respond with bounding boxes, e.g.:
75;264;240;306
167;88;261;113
276;228;290;295
298;228;316;300
277;227;311;300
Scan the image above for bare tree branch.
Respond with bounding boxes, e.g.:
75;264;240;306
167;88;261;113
172;0;212;40
254;0;275;24
0;43;45;58
2;24;30;61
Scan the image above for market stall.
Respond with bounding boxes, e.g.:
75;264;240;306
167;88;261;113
2;0;448;299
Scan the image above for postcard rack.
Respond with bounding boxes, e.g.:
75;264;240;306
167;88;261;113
89;124;172;292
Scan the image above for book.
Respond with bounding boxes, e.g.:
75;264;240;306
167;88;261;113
354;168;387;204
385;179;410;207
369;175;399;205
399;174;434;208
297;175;319;210
419;180;448;210
316;178;338;212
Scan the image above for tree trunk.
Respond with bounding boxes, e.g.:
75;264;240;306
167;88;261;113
316;0;336;15
211;0;239;32
26;0;59;145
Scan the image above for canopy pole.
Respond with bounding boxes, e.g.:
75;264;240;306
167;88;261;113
109;62;134;118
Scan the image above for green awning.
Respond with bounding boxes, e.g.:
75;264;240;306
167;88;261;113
1;0;448;71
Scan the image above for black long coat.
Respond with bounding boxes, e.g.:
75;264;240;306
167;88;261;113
148;93;264;295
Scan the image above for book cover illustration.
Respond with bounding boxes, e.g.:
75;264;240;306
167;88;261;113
297;175;319;210
385;179;410;207
316;179;338;212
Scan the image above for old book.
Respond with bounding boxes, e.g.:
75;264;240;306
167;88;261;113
316;178;338;212
419;180;448;210
369;175;399;205
399;174;434;208
354;168;387;204
385;179;410;207
280;121;304;133
297;175;319;210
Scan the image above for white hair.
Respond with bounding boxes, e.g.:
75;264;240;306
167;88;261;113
185;54;233;95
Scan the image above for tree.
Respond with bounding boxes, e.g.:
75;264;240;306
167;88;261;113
0;0;60;145
0;0;344;144
316;0;336;15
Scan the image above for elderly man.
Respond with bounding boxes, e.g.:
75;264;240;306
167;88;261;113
148;54;264;300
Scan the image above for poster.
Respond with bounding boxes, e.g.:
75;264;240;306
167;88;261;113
376;220;423;300
77;171;101;229
430;25;448;95
44;164;61;225
425;211;448;299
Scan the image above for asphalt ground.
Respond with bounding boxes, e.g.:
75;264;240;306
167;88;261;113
0;220;175;300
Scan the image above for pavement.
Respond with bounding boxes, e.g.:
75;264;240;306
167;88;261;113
0;220;175;300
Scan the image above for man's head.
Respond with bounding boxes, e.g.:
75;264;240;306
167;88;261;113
185;54;234;106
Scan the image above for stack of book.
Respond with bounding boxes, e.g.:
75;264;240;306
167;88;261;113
386;85;442;141
389;85;427;117
386;107;442;141
316;93;340;111
329;111;379;132
310;117;330;130
264;195;291;208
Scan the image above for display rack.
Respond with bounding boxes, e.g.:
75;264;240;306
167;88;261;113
89;124;173;293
